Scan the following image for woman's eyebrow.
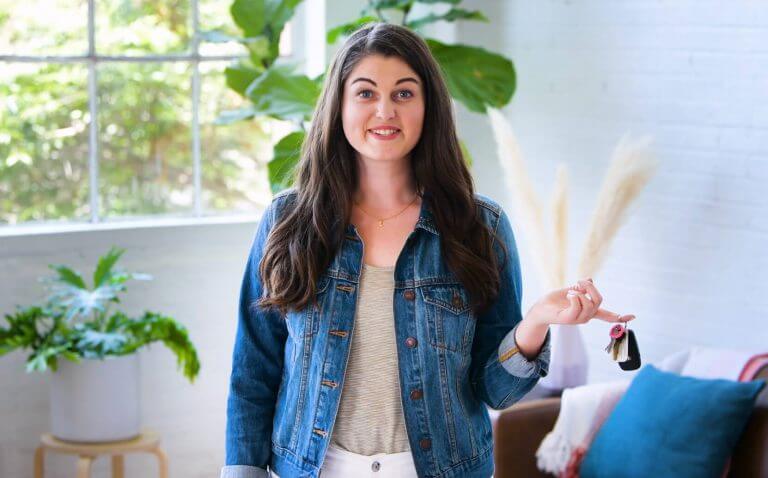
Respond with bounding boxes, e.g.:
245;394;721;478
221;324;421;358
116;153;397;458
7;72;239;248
350;77;420;87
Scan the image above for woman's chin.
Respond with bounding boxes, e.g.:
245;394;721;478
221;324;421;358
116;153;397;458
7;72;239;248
363;152;409;162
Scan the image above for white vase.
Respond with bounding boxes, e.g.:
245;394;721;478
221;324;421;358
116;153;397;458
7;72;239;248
49;354;141;442
539;324;589;390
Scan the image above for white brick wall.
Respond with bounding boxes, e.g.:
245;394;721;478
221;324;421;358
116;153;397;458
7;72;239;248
458;0;768;383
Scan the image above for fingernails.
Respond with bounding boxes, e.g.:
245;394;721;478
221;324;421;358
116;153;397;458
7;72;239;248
567;290;579;296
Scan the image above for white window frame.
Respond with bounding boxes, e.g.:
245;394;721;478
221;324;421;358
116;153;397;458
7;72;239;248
0;0;324;236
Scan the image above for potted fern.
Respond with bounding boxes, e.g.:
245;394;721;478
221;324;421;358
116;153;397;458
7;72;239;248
0;247;200;442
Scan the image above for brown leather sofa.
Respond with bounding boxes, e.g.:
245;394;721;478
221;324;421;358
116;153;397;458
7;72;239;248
493;365;768;478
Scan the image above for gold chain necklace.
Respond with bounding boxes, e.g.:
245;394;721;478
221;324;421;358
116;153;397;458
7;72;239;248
354;194;419;228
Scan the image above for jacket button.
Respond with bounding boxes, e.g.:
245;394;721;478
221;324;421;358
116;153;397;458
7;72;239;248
405;337;417;348
452;294;463;309
371;460;380;472
403;290;415;301
410;389;423;400
420;438;431;450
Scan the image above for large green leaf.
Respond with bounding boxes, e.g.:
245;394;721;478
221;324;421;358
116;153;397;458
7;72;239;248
225;62;264;97
369;0;414;9
406;8;488;30
230;0;267;37
269;130;305;193
246;66;321;121
426;38;515;113
122;311;201;382
246;36;274;65
48;265;87;290
93;247;125;288
264;0;304;44
230;0;304;64
200;30;271;65
0;306;45;356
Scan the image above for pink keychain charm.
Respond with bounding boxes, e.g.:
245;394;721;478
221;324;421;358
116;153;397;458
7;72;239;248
605;321;642;371
605;324;629;361
609;324;625;339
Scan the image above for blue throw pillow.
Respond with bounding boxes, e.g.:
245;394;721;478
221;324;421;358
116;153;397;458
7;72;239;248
580;364;765;478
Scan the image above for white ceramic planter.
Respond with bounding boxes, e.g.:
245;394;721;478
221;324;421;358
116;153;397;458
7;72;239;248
49;354;141;442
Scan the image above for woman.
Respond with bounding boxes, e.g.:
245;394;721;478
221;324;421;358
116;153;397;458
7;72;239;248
221;23;634;478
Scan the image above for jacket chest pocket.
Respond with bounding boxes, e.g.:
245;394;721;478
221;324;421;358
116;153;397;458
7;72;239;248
287;275;330;339
421;284;474;354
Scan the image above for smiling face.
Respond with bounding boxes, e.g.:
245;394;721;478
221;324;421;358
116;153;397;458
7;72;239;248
341;54;425;164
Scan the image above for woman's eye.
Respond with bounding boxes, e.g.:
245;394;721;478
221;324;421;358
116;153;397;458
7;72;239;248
358;90;373;99
397;90;413;99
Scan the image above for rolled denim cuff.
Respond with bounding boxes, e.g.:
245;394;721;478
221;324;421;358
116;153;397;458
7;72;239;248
497;323;551;378
220;465;269;478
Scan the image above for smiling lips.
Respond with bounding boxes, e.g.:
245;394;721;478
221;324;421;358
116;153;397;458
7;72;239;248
368;127;401;140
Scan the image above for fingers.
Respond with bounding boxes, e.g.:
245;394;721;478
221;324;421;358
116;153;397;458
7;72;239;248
577;278;603;309
565;289;583;321
594;308;636;323
576;292;595;323
569;278;634;324
566;288;592;323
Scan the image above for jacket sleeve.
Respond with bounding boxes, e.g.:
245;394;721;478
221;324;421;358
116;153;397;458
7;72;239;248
221;199;285;478
469;206;551;411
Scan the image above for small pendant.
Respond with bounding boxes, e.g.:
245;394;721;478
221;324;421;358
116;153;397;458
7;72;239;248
378;220;384;227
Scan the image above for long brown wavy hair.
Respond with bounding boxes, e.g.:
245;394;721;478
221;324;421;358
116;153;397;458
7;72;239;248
259;22;506;317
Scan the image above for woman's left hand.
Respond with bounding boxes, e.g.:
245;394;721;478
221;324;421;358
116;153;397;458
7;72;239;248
526;278;635;326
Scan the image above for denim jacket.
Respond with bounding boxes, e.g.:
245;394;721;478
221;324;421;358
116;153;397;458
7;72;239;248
221;188;551;478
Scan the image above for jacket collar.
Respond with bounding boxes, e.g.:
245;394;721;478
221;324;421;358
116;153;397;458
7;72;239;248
415;192;439;236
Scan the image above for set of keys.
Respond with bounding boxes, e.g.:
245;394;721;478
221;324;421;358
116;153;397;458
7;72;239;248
605;323;641;371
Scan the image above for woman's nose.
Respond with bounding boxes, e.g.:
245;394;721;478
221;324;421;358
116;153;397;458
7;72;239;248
375;99;396;119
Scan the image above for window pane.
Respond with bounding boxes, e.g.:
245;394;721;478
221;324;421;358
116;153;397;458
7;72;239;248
0;64;91;225
95;0;191;55
98;63;192;218
200;62;273;213
0;0;88;56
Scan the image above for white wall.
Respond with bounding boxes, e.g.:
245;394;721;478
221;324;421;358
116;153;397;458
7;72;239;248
2;1;768;476
455;0;768;383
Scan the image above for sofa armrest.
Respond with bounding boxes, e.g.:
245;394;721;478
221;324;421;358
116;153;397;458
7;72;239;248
729;363;768;477
493;397;561;478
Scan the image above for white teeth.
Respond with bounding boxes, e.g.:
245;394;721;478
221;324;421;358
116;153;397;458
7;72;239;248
371;129;398;135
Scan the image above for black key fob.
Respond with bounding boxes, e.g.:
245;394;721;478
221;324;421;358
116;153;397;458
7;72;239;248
619;329;641;371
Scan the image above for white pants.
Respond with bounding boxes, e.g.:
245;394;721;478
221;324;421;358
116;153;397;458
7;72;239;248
270;444;419;477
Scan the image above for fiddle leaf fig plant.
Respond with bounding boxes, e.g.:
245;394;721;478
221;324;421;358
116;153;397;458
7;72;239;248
202;0;515;193
0;247;201;382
